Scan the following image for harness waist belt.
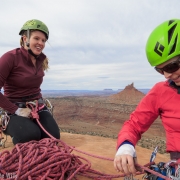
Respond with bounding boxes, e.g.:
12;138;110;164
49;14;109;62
15;98;44;108
170;152;180;160
8;93;40;100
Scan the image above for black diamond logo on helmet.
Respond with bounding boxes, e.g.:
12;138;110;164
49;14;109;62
154;42;165;56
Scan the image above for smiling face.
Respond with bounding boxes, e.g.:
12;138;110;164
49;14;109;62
156;56;180;86
23;30;47;55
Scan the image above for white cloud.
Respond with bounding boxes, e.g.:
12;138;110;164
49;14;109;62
41;62;165;90
0;0;179;90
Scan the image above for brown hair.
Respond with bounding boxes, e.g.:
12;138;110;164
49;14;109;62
20;30;49;71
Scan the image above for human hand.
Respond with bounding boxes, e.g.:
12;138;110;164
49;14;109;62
114;144;137;176
15;108;31;118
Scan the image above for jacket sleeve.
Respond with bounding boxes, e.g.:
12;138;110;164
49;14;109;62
0;52;18;113
116;84;160;149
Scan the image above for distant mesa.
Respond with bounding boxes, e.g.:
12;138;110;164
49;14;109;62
108;83;145;105
103;89;113;91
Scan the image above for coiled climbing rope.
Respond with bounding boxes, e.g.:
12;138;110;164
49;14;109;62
0;138;119;179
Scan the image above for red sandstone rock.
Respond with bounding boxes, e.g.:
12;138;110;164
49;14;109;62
108;83;145;105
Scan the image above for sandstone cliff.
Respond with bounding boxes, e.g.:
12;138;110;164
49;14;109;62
108;83;145;105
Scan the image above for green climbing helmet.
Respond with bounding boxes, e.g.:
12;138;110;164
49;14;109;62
146;19;180;66
19;19;49;39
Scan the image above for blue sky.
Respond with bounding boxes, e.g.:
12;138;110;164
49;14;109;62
0;0;179;90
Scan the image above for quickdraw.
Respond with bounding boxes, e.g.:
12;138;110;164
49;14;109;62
43;98;54;116
140;146;180;180
0;108;9;148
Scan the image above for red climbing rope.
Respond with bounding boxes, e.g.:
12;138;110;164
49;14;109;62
0;101;172;179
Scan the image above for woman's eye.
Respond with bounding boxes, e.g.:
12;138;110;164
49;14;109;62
33;37;46;43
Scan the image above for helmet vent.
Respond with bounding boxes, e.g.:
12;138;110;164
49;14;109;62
168;24;177;44
168;20;175;26
168;34;178;55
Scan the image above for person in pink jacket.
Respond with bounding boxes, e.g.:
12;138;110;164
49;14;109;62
114;19;180;175
0;19;60;145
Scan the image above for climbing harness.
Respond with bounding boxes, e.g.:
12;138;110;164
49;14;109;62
24;98;53;115
14;98;53;114
0;98;52;148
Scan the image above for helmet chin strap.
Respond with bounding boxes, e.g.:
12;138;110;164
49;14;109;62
28;49;40;59
26;29;41;59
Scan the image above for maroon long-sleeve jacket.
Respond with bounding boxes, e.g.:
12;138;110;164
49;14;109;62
0;47;45;113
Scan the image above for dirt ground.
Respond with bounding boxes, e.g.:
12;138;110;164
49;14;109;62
0;132;170;180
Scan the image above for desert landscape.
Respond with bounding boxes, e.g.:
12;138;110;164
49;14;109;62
51;83;166;154
0;83;170;179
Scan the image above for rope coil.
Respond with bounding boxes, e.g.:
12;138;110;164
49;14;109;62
0;138;131;180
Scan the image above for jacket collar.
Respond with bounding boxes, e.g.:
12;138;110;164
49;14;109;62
168;79;180;94
20;46;46;63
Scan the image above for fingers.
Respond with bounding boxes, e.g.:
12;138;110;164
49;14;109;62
125;156;137;175
114;155;137;175
114;155;122;172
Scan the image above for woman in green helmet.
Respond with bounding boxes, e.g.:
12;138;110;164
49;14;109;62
0;19;60;144
114;19;180;176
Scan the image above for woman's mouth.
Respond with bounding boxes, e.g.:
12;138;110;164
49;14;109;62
172;76;180;82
